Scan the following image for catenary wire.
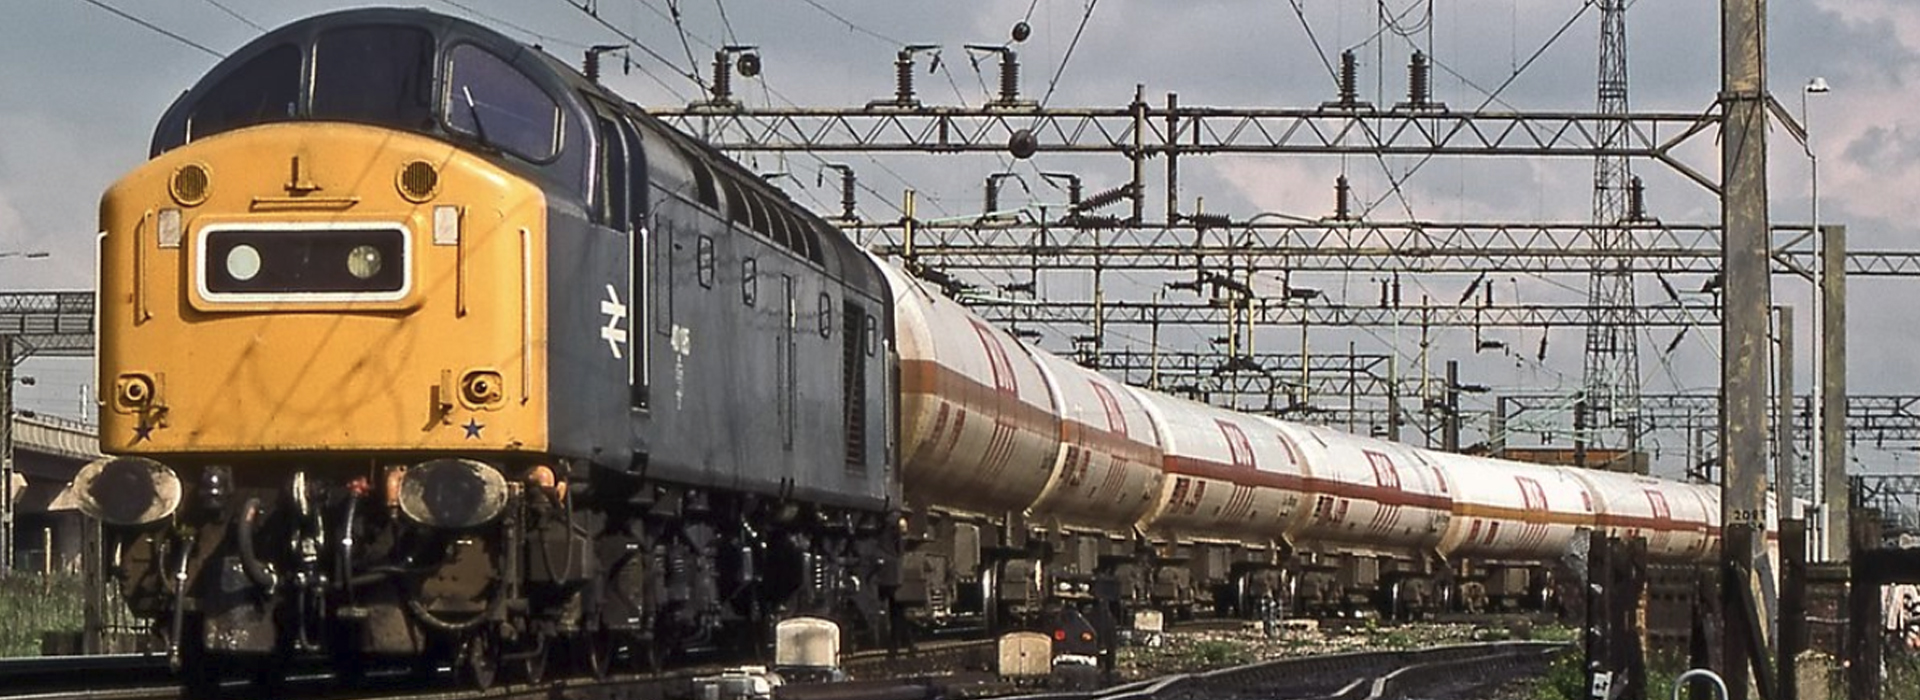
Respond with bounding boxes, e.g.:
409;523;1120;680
200;0;264;31
76;0;225;59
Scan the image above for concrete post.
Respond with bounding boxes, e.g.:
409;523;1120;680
0;338;13;576
1443;360;1460;452
1776;306;1795;516
1821;225;1848;561
1721;0;1773;694
1387;356;1401;442
1491;396;1508;457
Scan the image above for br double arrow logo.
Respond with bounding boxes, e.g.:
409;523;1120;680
601;284;628;359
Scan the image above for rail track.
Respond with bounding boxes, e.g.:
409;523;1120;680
1002;641;1567;700
0;635;1561;700
0;638;999;700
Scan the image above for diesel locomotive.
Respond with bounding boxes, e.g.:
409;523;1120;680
81;6;1723;690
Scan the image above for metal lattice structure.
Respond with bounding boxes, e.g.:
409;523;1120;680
965;299;1720;329
0;291;95;575
856;220;1920;275
1583;0;1642;451
654;54;1912;502
662;103;1724;191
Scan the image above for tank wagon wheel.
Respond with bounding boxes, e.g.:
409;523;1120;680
460;632;501;690
1394;579;1421;621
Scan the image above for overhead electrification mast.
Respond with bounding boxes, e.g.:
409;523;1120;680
1582;0;1643;464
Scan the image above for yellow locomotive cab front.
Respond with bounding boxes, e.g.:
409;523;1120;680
98;122;550;458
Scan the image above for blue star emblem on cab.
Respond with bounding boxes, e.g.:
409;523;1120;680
462;418;484;440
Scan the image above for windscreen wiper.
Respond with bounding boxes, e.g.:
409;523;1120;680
461;86;496;151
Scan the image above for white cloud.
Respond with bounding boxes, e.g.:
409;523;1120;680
1820;0;1920;54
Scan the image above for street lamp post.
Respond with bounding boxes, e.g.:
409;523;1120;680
1801;76;1829;558
1803;77;1829;233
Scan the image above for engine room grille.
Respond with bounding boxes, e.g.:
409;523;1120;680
843;300;867;474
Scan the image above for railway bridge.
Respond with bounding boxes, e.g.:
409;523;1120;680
5;412;96;573
3;290;96;574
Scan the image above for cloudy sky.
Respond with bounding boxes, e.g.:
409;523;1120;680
2;1;1915;479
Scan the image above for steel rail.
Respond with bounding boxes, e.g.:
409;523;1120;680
0;639;998;700
999;641;1566;700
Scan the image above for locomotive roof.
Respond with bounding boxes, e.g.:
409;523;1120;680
148;6;881;296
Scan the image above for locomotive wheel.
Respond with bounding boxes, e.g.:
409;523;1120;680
577;626;615;679
637;633;666;673
176;620;221;700
517;635;549;684
460;633;500;690
251;647;294;695
329;627;368;687
410;640;448;682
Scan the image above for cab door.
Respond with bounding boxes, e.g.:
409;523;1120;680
561;99;645;465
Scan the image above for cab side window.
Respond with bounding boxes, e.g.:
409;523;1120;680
445;43;560;161
593;114;629;228
590;105;651;232
621;115;649;227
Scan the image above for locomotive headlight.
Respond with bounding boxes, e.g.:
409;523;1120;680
461;370;505;407
397;458;509;529
71;456;182;526
345;245;383;279
114;373;156;409
224;244;262;281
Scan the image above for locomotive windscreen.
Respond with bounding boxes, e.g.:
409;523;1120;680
311;25;435;129
186;44;300;142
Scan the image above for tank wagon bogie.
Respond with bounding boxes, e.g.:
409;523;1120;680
86;7;1741;691
1120;390;1308;617
1424;452;1593;611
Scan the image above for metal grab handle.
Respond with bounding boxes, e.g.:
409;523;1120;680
1672;668;1729;700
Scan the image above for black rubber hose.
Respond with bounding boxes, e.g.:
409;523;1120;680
406;587;505;632
166;535;194;671
345;565;437;588
336;496;358;604
237;497;278;590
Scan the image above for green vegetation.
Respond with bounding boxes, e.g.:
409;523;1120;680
0;574;84;657
1530;648;1688;700
1532;624;1580;643
1533;649;1587;700
1374;627;1420;649
1181;639;1254;668
1644;651;1684;700
1889;649;1920;700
